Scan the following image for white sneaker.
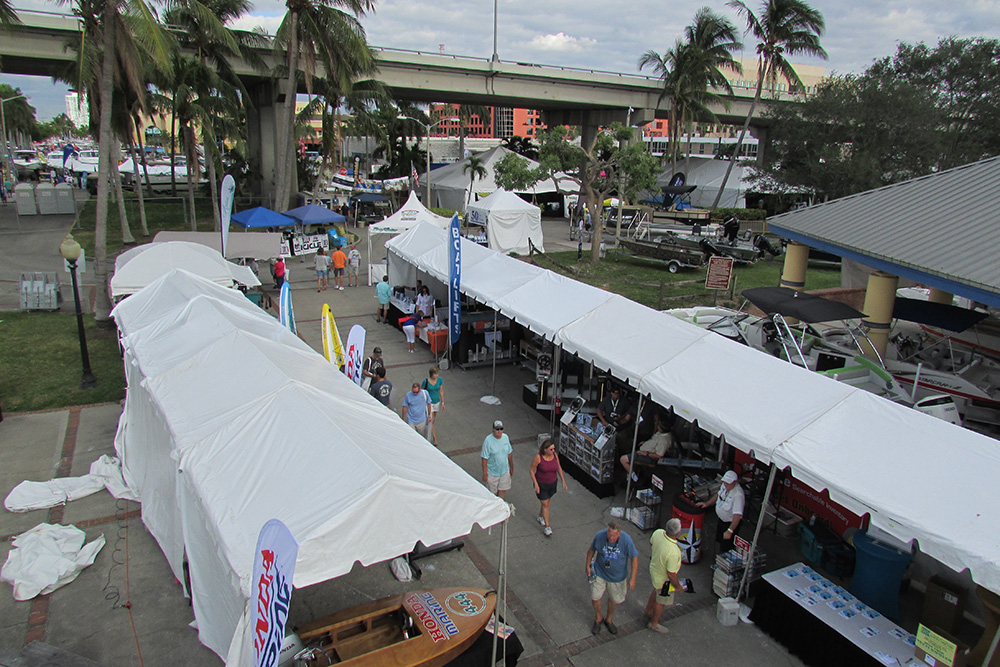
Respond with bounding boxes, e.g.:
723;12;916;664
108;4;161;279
338;286;344;290
537;516;546;526
543;526;553;537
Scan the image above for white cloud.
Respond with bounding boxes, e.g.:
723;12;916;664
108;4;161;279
528;32;597;52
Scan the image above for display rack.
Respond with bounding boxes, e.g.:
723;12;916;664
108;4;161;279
713;548;767;598
558;420;616;487
456;310;516;369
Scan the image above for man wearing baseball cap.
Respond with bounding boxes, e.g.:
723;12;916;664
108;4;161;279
697;470;744;553
481;420;513;499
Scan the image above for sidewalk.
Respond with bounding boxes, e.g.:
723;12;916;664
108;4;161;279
0;217;809;666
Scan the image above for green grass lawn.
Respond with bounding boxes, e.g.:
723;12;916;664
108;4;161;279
72;196;218;258
530;250;842;310
0;312;126;413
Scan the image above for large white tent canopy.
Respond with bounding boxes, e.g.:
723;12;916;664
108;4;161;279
386;223;1000;595
111;269;511;663
111;241;259;298
467;189;544;256
153;230;283;260
367;191;451;284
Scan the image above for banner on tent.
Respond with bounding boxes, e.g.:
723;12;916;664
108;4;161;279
250;519;298;667
449;214;461;344
345;324;366;385
280;233;329;257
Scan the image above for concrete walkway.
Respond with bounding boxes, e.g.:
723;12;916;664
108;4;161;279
0;211;809;665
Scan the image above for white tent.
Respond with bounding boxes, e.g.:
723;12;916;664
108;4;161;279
467;189;544;256
153;231;283;260
658;157;751;208
386;223;1000;596
428;146;575;212
367;191;451;284
111;241;259;298
111;269;511;662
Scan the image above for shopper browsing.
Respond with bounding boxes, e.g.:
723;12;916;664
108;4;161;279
585;520;638;635
481;420;513;498
646;518;686;634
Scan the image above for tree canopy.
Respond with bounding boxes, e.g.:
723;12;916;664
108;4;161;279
748;37;1000;201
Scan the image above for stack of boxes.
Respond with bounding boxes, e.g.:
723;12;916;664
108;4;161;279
712;548;766;598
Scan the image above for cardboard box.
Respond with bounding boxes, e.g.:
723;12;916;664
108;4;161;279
763;507;803;537
717;597;739;626
922;576;967;635
915;624;968;667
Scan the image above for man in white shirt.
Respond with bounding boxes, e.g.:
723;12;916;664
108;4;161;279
697;470;744;553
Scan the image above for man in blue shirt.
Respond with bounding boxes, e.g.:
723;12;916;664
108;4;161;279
480;420;513;499
585;520;638;635
401;382;431;439
375;275;392;323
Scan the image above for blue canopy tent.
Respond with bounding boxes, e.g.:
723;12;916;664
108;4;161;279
283;204;346;225
231;207;296;229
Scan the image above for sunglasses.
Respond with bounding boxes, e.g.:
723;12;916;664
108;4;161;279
494;426;503;431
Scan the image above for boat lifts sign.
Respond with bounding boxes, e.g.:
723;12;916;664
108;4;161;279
705;256;734;290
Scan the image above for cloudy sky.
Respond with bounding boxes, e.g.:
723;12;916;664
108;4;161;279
4;0;999;120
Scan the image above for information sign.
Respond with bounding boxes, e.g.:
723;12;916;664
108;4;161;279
705;256;734;290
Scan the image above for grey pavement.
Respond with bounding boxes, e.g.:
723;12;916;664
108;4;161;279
0;210;810;666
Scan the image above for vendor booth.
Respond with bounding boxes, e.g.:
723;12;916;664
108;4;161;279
110;241;259;299
111;269;511;663
367;191;451;285
385;223;1000;617
466;189;544;256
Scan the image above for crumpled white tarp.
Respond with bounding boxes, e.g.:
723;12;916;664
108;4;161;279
1;523;106;600
4;455;138;512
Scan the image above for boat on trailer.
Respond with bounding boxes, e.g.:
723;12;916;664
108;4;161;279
289;588;497;666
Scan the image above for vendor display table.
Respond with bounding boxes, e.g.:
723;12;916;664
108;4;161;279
557;421;616;497
749;563;923;667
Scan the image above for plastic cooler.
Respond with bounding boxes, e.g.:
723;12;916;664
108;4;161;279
671;492;706;564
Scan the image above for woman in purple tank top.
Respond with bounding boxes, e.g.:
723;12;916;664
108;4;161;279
529;437;568;537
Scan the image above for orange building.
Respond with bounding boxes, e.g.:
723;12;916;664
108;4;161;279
427;103;545;140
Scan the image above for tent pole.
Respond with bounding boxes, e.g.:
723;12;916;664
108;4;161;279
736;464;777;602
491;518;509;667
548;344;562;435
491;310;498;395
624;394;644;504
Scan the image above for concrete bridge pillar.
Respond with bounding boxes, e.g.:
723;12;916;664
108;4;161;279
244;78;296;205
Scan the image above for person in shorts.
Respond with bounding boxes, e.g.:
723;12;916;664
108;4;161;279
314;248;330;291
331;245;347;290
401;382;431;439
646;518;686;634
422;367;445;446
375;276;392;323
480;420;513;498
347;244;361;287
529;437;568;537
585;520;638;636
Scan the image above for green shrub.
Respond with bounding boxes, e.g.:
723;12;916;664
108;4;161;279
711;207;767;221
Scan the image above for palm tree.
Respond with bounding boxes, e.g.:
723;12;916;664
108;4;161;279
639;41;686;169
273;0;376;210
711;0;826;207
0;0;19;27
463;154;487;209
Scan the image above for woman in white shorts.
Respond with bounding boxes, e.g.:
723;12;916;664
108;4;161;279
421;367;445;446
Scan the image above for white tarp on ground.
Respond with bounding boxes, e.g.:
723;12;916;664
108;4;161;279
658;157;751;209
4;455;136;512
386;222;1000;595
153;231;283;260
428;146;575;212
111;241;259;297
467;189;544;256
111;270;511;662
1;523;106;600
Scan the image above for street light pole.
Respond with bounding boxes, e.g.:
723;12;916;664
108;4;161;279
398;115;460;207
59;235;97;389
1;94;26;186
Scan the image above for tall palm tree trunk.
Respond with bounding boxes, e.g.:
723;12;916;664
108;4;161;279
712;61;765;208
113;143;135;243
127;140;149;236
184;127;198;230
276;11;300;210
170;96;178;197
134;116;154;198
204;132;221;231
93;0;117;320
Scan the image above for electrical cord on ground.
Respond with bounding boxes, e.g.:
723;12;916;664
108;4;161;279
100;498;145;666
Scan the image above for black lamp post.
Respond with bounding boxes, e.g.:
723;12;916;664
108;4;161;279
59;234;97;389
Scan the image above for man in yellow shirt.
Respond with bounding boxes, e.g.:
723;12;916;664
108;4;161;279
646;518;686;634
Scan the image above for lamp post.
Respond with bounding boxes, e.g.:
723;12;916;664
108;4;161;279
1;94;26;185
59;234;97;389
398;115;460;206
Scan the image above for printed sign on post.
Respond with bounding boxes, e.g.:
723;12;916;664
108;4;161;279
705;256;734;290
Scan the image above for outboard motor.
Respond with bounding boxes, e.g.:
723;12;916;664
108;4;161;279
723;216;740;244
753;234;780;257
698;238;721;259
913;395;962;426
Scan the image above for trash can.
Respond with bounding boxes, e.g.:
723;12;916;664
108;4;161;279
14;183;37;215
35;182;58;214
671;491;707;564
54;183;76;214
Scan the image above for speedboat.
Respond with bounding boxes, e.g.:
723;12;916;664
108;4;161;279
11;149;45;177
69;149;101;174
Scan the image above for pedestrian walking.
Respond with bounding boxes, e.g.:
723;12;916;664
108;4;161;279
401;382;431;439
645;518;686;634
347;244;361;287
529;437;568;537
314;248;330;291
481;420;513;499
369;367;392;408
375;276;392;323
422;367;445;446
585;520;638;635
273;256;286;289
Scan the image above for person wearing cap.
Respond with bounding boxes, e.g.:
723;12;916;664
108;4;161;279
646;517;686;634
481;420;513;498
361;347;384;392
697;470;744;553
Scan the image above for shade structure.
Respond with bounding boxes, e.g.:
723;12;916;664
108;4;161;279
110;241;258;298
283;203;346;225
466;189;544;256
110;270;510;662
230;206;296;229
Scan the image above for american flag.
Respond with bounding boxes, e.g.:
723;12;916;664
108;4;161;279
410;161;419;188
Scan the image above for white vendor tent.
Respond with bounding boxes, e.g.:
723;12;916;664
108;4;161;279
386;223;1000;596
658;157;751;208
466;189;544;256
111;241;259;298
111;269;510;662
428;146;575;212
366;191;451;285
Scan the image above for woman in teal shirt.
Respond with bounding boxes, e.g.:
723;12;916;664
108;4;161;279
422;367;445;446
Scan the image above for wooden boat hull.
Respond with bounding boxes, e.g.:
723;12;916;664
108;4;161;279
295;588;497;667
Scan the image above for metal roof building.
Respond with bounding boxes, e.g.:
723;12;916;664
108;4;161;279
767;156;1000;308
